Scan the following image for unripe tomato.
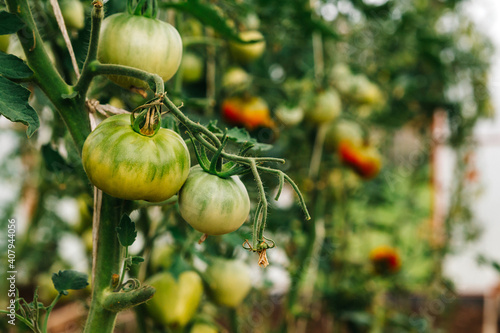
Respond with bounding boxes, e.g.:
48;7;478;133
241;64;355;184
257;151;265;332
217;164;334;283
349;75;384;105
98;13;182;89
150;244;175;272
82;114;190;202
329;63;352;86
305;89;342;124
204;258;252;307
181;52;204;83
369;245;401;275
60;0;85;30
338;141;382;180
229;31;265;64
222;67;250;89
0;34;10;53
146;271;203;327
221;96;274;130
275;105;304;127
324;119;363;152
178;165;250;236
190;323;218;333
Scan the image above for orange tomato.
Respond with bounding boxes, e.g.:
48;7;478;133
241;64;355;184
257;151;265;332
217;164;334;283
369;245;401;274
338;141;381;180
221;96;275;130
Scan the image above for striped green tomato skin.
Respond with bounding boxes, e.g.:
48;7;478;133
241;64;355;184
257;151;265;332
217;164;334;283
97;13;182;89
178;165;250;235
82;114;190;202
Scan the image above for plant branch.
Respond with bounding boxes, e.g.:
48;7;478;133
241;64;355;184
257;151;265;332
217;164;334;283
0;310;36;331
42;293;62;333
6;0;90;153
74;1;104;95
250;160;268;248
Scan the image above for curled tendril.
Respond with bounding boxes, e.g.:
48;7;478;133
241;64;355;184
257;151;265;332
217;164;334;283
121;278;141;291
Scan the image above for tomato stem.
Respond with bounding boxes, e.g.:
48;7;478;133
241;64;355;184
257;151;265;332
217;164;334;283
74;2;104;96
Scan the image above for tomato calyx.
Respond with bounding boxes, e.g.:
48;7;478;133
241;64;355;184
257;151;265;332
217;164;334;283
130;97;163;137
127;0;158;18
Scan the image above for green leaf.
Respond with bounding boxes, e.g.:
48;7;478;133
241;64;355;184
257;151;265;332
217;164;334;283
116;214;137;247
161;2;249;43
0;11;25;35
226;127;272;151
130;256;145;266
0;76;39;137
41;144;70;173
0;52;33;79
52;270;89;295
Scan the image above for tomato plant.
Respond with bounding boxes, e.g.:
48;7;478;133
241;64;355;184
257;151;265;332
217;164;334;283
0;0;493;332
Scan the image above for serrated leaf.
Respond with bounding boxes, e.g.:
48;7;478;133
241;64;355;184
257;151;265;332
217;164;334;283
226;127;273;151
116;214;137;247
0;76;39;137
0;11;25;35
52;270;89;294
0;52;33;79
161;2;250;43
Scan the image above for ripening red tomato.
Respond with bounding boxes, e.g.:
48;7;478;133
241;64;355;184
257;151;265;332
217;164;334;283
221;96;275;130
369;245;401;274
338;141;381;180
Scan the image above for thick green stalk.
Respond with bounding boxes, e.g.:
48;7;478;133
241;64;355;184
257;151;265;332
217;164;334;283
84;193;125;333
6;0;91;153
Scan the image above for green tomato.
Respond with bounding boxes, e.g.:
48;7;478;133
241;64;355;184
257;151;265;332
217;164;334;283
275;104;304;127
60;0;85;30
205;258;252;307
229;30;266;64
150;244;175;272
181;52;204;83
82;114;190;202
178;165;250;235
222;67;250;90
190;323;218;333
305;88;342;124
146;271;203;327
0;35;10;53
324;119;364;152
98;13;183;89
